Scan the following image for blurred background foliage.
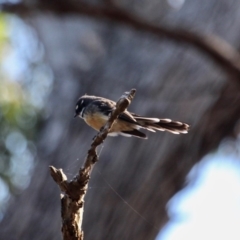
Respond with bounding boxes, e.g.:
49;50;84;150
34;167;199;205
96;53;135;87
0;13;53;218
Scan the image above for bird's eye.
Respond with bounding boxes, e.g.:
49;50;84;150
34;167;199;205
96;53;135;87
76;105;78;110
81;100;84;105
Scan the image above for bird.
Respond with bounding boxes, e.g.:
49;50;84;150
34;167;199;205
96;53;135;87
74;95;189;139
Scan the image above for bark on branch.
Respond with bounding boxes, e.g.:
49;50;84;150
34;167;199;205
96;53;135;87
49;89;136;240
1;1;240;84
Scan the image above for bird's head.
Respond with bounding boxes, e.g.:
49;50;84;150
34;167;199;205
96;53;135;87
74;95;90;118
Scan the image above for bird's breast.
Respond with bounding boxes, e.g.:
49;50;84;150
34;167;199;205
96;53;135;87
84;112;109;131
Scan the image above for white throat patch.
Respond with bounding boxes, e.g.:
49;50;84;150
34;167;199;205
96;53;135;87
80;107;85;118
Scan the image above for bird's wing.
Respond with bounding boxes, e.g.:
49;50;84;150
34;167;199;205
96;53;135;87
93;99;116;115
91;99;138;125
118;111;138;124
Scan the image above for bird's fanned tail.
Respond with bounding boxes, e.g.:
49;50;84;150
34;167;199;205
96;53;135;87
134;117;189;135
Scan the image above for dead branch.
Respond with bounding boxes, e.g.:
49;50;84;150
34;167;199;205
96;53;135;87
1;1;240;83
49;89;136;240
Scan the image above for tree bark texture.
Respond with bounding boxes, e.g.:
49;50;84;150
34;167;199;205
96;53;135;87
1;0;240;240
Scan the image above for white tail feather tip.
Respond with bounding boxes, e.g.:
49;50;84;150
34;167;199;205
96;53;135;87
160;118;172;123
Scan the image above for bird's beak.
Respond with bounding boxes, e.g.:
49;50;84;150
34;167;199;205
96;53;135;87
74;113;78;118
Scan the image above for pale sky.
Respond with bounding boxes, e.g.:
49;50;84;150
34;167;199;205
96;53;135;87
157;151;240;240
